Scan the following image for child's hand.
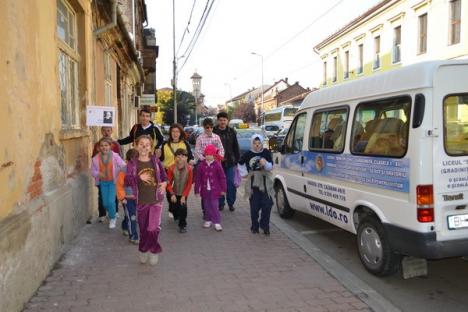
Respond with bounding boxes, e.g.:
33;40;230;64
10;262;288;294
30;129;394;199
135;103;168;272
139;172;152;183
170;194;177;203
220;192;225;196
180;196;186;205
189;159;196;166
259;158;267;167
121;199;127;204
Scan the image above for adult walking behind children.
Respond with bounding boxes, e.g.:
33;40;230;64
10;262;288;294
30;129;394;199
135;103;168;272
91;138;126;229
125;135;167;265
238;134;274;235
195;145;226;232
166;148;193;233
117;149;139;244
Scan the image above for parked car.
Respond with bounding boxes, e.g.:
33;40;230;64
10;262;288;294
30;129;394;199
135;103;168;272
188;127;204;145
263;125;280;137
236;128;269;154
184;126;197;139
269;127;289;152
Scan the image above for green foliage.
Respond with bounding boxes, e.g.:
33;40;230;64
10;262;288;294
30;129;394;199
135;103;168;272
157;89;196;126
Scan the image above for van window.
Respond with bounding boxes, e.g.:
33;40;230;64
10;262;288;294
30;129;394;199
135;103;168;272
351;96;411;157
309;108;348;152
444;94;468;155
284;113;307;153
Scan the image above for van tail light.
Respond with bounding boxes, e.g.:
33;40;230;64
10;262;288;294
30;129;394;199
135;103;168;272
417;208;434;223
417;185;434;223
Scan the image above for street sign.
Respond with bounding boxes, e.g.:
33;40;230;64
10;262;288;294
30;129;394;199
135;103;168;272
141;94;155;106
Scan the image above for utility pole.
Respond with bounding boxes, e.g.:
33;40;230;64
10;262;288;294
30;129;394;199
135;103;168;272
172;0;177;123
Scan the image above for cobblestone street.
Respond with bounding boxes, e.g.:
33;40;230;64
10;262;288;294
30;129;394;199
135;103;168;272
24;194;370;312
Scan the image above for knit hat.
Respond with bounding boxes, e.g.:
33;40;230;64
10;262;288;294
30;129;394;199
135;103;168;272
204;144;218;156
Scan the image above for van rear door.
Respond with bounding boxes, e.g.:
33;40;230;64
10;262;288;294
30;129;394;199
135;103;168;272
433;64;468;246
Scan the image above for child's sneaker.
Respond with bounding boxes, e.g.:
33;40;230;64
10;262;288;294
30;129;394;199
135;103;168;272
139;252;148;264
129;239;139;245
98;216;106;223
149;253;159;266
178;227;187;233
109;219;116;229
214;224;223;231
203;221;212;228
122;230;129;236
168;212;174;219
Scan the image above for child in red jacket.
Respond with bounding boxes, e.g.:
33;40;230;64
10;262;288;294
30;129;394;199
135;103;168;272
166;148;193;233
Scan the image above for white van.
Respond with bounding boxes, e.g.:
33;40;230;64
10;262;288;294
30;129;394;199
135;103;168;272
273;60;468;276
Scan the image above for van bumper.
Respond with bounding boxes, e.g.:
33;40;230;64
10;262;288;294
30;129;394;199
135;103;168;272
383;223;468;259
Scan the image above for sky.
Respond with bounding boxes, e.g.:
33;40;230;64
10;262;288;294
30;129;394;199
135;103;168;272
146;0;381;107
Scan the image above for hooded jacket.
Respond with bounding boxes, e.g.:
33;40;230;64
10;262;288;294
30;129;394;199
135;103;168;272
124;155;167;205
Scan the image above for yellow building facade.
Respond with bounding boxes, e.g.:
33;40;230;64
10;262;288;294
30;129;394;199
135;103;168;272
0;1;147;310
315;0;468;86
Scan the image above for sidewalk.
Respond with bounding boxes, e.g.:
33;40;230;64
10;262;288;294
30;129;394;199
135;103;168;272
24;193;371;312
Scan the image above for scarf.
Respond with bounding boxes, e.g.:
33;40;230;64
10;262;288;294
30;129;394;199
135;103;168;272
173;164;189;196
244;170;274;199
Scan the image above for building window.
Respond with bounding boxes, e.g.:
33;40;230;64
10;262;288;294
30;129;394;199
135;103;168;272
373;36;381;70
57;0;79;128
393;26;401;63
449;0;461;45
332;56;337;82
357;44;363;74
418;14;427;54
323;61;327;85
344;50;350;79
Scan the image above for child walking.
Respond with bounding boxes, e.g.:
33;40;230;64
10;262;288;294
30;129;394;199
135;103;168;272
125;135;167;265
166;148;193;233
91;137;126;229
117;148;139;244
238;134;274;235
195;144;226;231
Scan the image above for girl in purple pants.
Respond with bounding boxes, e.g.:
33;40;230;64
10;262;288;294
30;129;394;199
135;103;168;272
195;144;226;231
125;135;167;265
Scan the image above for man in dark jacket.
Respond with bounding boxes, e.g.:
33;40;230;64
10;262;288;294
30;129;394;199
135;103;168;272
213;112;240;211
118;109;164;153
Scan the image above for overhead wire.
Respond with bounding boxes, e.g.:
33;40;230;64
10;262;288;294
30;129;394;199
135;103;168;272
232;0;346;81
178;0;216;72
176;0;198;56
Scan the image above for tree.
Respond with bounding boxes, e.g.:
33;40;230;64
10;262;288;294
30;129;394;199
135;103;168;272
156;89;195;126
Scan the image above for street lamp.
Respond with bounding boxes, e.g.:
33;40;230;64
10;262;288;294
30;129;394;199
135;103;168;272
251;52;264;121
191;71;202;126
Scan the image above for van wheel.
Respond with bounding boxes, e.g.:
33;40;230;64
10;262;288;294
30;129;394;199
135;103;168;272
275;184;294;219
357;217;401;276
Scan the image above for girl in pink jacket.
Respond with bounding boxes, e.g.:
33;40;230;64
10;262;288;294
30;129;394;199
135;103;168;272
91;137;126;229
195;144;226;231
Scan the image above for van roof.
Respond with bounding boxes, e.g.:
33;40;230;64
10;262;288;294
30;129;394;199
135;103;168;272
300;60;468;111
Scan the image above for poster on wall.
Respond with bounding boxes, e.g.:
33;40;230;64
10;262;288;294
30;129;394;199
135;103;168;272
86;106;115;127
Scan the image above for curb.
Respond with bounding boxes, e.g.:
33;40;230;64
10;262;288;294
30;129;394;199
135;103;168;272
270;213;401;312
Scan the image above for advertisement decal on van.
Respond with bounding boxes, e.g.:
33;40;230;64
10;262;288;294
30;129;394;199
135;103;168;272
283;152;410;193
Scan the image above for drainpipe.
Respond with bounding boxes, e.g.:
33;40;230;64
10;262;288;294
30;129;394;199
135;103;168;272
94;0;117;37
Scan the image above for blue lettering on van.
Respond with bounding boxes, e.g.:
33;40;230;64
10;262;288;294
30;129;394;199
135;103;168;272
309;202;348;224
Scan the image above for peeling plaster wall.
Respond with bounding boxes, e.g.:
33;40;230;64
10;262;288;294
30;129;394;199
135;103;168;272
0;1;94;311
